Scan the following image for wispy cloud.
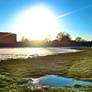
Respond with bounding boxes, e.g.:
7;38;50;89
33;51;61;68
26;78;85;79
56;11;75;19
56;4;92;19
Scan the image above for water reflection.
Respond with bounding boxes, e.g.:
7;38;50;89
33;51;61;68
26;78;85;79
26;75;92;88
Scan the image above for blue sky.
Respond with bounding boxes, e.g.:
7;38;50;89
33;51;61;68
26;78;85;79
0;0;92;40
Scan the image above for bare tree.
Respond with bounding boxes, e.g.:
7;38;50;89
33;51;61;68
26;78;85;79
75;37;86;41
56;32;71;41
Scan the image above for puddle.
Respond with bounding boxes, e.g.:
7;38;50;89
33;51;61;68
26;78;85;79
25;75;92;88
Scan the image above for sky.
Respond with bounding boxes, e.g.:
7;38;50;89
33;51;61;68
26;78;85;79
0;0;92;41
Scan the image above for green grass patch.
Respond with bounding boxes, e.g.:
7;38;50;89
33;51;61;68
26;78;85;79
0;48;92;91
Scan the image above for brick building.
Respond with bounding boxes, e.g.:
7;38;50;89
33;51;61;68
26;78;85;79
0;32;18;47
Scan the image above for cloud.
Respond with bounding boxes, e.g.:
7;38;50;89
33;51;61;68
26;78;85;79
56;11;75;19
56;4;92;19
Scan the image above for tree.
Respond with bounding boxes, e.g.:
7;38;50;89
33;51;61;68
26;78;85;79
56;32;71;41
75;37;85;41
56;32;65;40
21;36;29;43
21;36;25;42
21;36;30;46
42;35;51;46
43;35;51;42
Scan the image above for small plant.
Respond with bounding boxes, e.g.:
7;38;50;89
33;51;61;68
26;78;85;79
73;83;83;88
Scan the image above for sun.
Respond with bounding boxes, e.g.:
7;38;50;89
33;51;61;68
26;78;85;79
14;6;59;40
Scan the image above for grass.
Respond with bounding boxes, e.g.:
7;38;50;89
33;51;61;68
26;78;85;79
0;48;92;91
1;85;92;92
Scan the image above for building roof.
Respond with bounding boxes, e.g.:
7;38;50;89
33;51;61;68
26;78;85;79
0;32;16;39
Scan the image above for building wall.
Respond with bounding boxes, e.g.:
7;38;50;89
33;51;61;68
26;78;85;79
52;36;72;47
0;32;17;47
0;33;16;43
0;42;18;47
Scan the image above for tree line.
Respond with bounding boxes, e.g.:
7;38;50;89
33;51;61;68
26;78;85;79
56;32;87;42
20;32;90;47
21;32;87;42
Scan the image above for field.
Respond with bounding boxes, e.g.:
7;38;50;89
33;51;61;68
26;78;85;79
0;48;92;92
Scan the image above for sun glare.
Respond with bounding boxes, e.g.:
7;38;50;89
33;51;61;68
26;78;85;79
14;6;59;40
